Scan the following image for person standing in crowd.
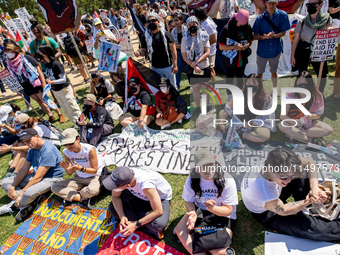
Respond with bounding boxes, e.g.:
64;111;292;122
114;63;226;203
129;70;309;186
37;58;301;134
152;2;168;24
74;26;95;68
181;16;210;113
119;77;153;129
291;0;332;95
279;71;333;145
116;11;128;32
110;66;126;99
195;7;218;85
254;0;305;14
52;128;102;209
38;44;81;125
4;40;64;123
63;33;90;83
252;0;290;90
221;0;240;18
241;147;340;242
77;94;114;146
93;18;118;59
175;149;238;255
171;14;186;89
155;78;187;129
0;128;64;221
135;12;178;90
134;4;147;27
90;71;115;106
109;8;118;28
103;166;172;239
219;10;253;94
219;74;276;143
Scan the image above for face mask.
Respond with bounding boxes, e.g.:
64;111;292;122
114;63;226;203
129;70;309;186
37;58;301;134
113;187;124;192
129;86;137;94
84;104;93;111
307;4;318;15
160;87;168;93
188;26;198;34
6;52;16;59
182;5;186;9
7;116;14;122
115;14;118;17
148;22;158;31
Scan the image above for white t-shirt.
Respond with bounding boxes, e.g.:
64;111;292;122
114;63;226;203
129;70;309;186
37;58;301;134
35;124;61;146
95;79;114;94
128;167;172;201
182;174;238;220
63;143;103;178
241;170;282;214
222;0;239;18
201;18;217;56
0;105;12;124
181;35;210;70
93;29;116;59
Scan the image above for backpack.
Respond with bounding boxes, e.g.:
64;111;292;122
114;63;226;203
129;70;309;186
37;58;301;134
34;36;53;60
63;35;78;57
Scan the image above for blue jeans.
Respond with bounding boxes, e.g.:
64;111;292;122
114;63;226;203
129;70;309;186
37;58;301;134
175;51;183;89
151;65;177;90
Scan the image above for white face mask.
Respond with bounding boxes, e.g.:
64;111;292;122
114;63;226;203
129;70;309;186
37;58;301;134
160;87;168;93
113;187;124;192
182;5;186;9
6;52;16;59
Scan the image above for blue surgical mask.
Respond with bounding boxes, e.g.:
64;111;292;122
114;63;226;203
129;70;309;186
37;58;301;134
7;116;13;122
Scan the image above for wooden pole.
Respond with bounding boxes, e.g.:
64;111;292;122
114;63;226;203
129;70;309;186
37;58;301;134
316;61;324;91
68;31;91;82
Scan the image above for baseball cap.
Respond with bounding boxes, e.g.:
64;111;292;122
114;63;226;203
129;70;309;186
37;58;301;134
83;94;97;103
266;0;278;3
15;113;29;125
94;18;102;25
103;166;135;190
0;105;12;123
20;128;38;140
128;77;140;85
60;128;78;145
195;149;215;167
91;71;104;80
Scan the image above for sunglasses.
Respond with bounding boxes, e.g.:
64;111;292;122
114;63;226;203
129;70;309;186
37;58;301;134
174;19;180;22
146;19;158;24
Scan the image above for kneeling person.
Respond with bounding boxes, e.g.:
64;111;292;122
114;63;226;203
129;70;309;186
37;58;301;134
103;166;172;239
52;128;102;209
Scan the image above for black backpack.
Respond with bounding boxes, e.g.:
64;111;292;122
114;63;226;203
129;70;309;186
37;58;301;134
63;35;78;58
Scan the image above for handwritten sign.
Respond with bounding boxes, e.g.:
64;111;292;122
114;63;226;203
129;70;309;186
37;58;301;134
311;28;340;62
0;69;23;93
119;30;134;57
98;41;121;72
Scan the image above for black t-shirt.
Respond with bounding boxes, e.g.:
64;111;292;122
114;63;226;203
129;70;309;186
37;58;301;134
45;60;70;91
330;0;340;19
127;88;152;117
138;14;147;26
141;31;175;68
177;33;183;45
17;54;38;87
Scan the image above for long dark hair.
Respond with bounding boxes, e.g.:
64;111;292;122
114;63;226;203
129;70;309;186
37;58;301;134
190;162;225;198
294;71;320;110
244;74;269;117
38;44;56;62
226;17;252;45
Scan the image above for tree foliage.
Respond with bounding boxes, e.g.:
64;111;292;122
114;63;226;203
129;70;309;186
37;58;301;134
0;0;45;23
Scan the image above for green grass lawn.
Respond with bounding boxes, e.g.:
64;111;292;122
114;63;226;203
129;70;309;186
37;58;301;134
0;59;339;254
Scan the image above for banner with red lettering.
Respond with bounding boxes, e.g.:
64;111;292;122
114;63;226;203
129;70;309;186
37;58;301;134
97;228;186;255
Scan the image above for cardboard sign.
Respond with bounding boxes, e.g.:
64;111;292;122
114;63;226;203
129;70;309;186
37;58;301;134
98;41;121;72
311;28;340;62
14;8;35;40
119;30;134;57
97;228;186;255
0;69;23;93
85;40;94;54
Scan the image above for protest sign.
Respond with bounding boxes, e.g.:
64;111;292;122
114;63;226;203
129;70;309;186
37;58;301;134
37;0;81;34
42;84;57;110
12;18;25;33
14;8;35;40
97;228;186;255
119;30;134;57
100;11;107;20
98;41;121;72
0;69;23;93
311;28;340;62
85;40;94;54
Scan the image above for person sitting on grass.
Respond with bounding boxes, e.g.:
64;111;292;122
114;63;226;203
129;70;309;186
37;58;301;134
175;149;238;255
240;148;340;241
155;78;187;129
119;77;153;129
103;166;172;240
90;71;115;106
0;128;64;221
77;94;114;146
0;103;21;145
110;66;126;99
51;128;102;209
279;71;333;146
219;73;276;143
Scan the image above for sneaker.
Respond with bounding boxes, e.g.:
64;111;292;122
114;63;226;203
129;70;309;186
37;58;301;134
177;119;182;124
91;63;95;68
2;92;7;96
84;78;90;83
58;114;66;123
63;199;72;207
143;227;164;240
77;67;79;71
70;67;75;71
225;247;235;255
161;123;171;130
82;197;96;210
23;107;32;113
73;124;79;129
15;198;39;222
0;200;15;215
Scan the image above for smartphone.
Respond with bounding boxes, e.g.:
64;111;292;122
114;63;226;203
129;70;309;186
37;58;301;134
195;70;204;76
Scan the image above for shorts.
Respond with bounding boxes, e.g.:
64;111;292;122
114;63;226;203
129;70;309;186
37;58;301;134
257;53;281;74
209;55;216;68
72;55;85;65
187;67;211;85
245;127;271;142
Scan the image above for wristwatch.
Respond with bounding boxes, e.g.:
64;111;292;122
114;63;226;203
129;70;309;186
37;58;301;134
136;220;141;228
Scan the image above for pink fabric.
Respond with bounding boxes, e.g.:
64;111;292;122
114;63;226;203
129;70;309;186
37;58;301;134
7;53;23;75
235;9;249;25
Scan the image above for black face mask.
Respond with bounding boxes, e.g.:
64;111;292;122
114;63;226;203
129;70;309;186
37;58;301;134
148;22;158;31
307;4;318;15
188;26;198;34
83;104;93;111
129;86;138;94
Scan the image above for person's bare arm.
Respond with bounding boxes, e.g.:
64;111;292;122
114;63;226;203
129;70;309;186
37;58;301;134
264;197;314;216
328;6;340;14
169;42;178;73
137;188;163;225
253;0;267;13
205;200;233;217
290;0;305;14
196;47;210;64
291;32;300;67
54;47;62;59
209;33;217;45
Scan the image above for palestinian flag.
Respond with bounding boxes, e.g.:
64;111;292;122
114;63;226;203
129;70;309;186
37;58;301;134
15;31;24;49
